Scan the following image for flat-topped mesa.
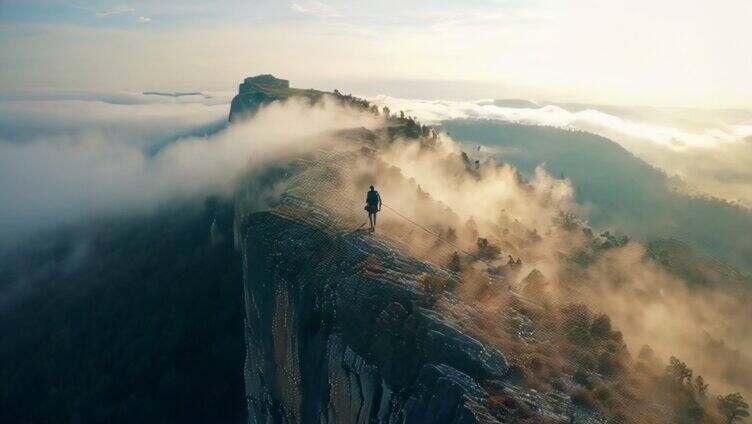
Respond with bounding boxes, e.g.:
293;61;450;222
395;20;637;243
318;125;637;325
229;74;323;122
228;74;435;142
238;74;289;94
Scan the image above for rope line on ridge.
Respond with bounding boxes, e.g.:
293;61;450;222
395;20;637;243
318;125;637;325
380;202;496;268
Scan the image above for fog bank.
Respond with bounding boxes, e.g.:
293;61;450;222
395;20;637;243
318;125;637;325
371;95;752;207
0;95;380;246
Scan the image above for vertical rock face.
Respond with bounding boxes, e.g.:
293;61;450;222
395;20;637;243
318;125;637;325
229;75;323;122
239;210;509;424
231;81;604;423
238;75;290;94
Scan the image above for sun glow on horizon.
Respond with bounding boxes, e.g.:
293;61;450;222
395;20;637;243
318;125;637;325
0;0;751;109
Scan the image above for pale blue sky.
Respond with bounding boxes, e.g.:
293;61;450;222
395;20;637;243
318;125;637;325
1;0;751;107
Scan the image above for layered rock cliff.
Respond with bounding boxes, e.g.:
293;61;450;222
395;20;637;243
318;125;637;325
231;77;608;423
238;209;508;423
229;74;325;122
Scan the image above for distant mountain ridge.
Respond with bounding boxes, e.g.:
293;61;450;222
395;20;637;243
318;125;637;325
647;238;751;288
440;119;752;274
142;91;207;98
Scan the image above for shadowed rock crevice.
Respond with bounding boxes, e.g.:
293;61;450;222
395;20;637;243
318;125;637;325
239;211;509;423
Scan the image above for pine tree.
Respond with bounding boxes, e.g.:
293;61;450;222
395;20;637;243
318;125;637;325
718;393;749;424
694;375;708;397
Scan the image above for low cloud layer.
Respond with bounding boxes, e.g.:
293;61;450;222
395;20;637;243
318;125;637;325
1;89;749;404
371;95;752;207
0;96;229;147
0;94;380;246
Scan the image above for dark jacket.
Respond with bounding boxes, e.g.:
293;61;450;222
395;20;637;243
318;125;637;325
366;190;381;212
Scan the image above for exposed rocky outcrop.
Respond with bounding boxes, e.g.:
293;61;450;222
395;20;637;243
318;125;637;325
231;77;610;423
229;74;325;122
238;208;508;423
232;148;607;422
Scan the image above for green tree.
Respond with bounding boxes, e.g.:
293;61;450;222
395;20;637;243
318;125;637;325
717;393;749;424
590;314;612;339
476;237;501;259
561;303;593;345
666;356;693;386
694;375;708;398
558;211;579;230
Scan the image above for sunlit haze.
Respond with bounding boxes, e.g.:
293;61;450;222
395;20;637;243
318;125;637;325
2;0;751;108
2;2;752;424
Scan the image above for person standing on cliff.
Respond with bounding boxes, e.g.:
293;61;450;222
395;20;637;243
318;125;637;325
365;185;382;233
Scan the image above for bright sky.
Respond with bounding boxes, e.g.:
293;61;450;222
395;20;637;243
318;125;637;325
1;0;751;108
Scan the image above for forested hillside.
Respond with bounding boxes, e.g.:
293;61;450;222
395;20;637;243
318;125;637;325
441;119;752;275
0;197;245;423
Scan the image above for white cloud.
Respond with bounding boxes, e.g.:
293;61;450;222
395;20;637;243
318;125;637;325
370;95;752;206
137;16;152;23
3;1;752;108
95;4;136;18
291;1;339;18
0;95;381;244
371;95;744;150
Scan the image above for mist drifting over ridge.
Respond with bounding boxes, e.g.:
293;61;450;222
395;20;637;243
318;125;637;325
2;0;752;421
0;80;751;423
4;89;748;232
371;95;752;208
0;92;380;246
